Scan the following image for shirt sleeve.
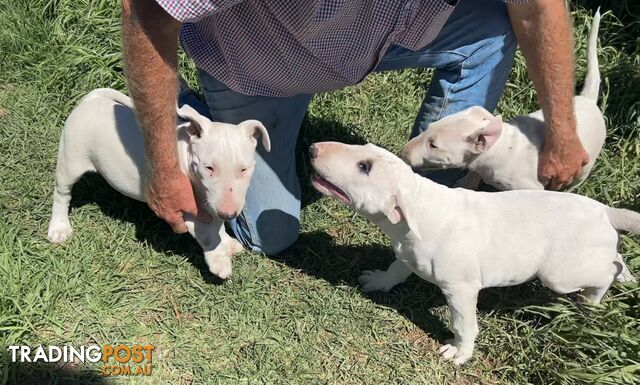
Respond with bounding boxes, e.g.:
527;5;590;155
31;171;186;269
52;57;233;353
155;0;245;22
504;0;529;4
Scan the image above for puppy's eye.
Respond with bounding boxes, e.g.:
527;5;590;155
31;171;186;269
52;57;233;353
428;140;438;149
241;167;248;174
357;160;372;175
206;165;215;173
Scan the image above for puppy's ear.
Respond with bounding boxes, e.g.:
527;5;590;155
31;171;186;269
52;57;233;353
240;119;271;152
465;106;495;121
467;115;502;152
386;197;403;224
177;104;204;138
386;193;422;240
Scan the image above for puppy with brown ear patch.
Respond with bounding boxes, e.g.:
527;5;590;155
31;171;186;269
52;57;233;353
401;11;605;191
310;141;636;365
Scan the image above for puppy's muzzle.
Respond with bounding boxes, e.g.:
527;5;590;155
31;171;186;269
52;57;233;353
217;210;238;221
399;140;419;166
399;147;410;164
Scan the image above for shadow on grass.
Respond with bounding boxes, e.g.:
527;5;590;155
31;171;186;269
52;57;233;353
601;61;640;138
280;231;458;340
4;361;108;385
68;173;217;284
279;230;563;342
616;192;640;214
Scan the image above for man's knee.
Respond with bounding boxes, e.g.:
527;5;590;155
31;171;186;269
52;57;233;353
256;209;300;255
232;208;300;255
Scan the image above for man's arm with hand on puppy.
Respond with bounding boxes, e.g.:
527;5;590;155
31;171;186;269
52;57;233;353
508;0;589;190
121;0;207;233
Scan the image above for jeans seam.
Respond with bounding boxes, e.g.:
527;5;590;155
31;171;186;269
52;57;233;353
436;58;464;121
239;206;258;248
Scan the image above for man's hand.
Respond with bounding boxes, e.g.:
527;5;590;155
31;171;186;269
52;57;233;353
508;0;589;190
539;132;589;190
145;169;208;233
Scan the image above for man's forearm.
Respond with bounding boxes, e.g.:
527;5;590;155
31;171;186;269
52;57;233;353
508;0;576;141
121;0;182;176
508;0;588;189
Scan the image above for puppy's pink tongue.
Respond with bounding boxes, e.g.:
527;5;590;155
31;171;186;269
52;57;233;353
311;174;350;204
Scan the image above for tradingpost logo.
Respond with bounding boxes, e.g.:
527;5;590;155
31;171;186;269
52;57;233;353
8;344;154;376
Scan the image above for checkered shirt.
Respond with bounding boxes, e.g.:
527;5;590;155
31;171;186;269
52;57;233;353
156;0;526;97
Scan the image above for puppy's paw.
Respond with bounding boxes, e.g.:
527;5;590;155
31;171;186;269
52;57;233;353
616;270;637;283
47;222;73;243
438;341;473;365
205;253;232;279
358;270;395;293
615;265;637;283
225;237;245;255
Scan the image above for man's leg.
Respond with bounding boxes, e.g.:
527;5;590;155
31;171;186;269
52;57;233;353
180;71;312;255
376;0;517;137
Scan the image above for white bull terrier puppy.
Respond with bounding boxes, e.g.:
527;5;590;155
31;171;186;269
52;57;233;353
309;141;636;365
401;11;605;191
47;88;271;279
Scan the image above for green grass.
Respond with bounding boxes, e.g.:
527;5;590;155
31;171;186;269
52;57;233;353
1;1;639;384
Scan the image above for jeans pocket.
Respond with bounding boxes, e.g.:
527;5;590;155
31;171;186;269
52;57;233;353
198;69;231;93
197;68;263;113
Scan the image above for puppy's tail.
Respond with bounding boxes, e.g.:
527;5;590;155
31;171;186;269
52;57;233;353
79;88;132;106
607;207;640;234
579;9;601;102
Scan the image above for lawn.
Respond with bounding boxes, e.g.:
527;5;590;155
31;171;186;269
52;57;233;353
1;1;639;384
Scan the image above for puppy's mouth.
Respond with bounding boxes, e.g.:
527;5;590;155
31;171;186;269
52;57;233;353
311;173;351;204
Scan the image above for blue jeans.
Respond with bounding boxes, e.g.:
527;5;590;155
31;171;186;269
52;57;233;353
179;0;516;255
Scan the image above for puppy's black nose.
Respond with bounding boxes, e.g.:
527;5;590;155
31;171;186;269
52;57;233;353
309;144;318;159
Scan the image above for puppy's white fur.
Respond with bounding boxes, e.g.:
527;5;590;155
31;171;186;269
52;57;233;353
47;88;271;279
311;141;636;365
402;11;605;191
